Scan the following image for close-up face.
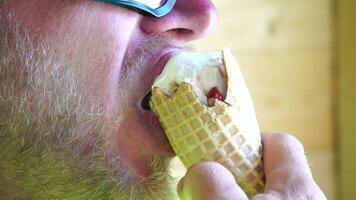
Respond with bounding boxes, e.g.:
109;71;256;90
0;0;218;199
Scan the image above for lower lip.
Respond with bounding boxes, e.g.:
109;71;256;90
144;51;177;129
146;111;175;154
140;52;179;155
148;112;160;129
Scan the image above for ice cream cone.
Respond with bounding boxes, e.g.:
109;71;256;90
150;49;265;197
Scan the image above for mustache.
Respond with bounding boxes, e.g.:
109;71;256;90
120;33;179;85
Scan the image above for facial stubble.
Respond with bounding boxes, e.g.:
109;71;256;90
0;13;178;200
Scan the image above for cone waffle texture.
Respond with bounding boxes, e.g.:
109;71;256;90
150;49;265;197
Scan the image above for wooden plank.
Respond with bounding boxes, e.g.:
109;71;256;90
198;0;333;52
338;0;356;199
236;49;333;150
308;149;336;200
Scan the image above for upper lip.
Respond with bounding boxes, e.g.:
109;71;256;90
140;49;180;110
149;49;178;84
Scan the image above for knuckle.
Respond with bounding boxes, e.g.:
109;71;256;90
188;161;223;175
187;161;230;182
275;132;305;153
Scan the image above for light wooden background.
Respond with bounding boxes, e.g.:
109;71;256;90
338;0;356;199
195;0;336;199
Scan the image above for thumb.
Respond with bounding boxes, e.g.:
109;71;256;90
177;161;248;200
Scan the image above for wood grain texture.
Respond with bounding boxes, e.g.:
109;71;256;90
308;149;336;200
338;0;356;199
195;0;335;198
238;50;333;150
198;0;333;52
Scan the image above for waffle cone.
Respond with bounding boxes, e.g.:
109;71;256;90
150;49;265;197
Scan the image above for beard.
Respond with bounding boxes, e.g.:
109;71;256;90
0;10;178;200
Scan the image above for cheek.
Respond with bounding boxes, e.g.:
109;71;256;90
87;23;138;114
47;5;141;112
9;0;142;119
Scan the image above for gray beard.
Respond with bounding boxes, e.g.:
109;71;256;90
0;9;178;200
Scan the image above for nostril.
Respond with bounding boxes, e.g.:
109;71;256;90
139;0;218;42
141;90;152;110
175;28;193;34
169;28;195;41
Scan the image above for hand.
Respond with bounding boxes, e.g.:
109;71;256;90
177;133;327;200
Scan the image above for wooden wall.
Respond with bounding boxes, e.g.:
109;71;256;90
338;0;356;199
195;0;336;199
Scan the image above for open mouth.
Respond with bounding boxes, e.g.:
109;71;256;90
140;90;152;111
139;50;179;111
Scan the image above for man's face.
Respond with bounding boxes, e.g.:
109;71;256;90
0;0;217;199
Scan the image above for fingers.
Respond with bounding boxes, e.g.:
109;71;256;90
176;133;327;200
262;132;311;179
255;133;327;200
177;161;248;200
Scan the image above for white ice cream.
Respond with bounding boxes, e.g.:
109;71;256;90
153;51;227;105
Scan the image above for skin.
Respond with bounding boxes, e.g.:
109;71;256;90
0;0;326;199
2;0;218;177
177;133;327;200
0;0;218;199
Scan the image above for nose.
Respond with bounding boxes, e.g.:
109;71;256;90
140;0;219;42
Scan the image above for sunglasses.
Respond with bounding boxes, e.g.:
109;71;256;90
97;0;176;17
